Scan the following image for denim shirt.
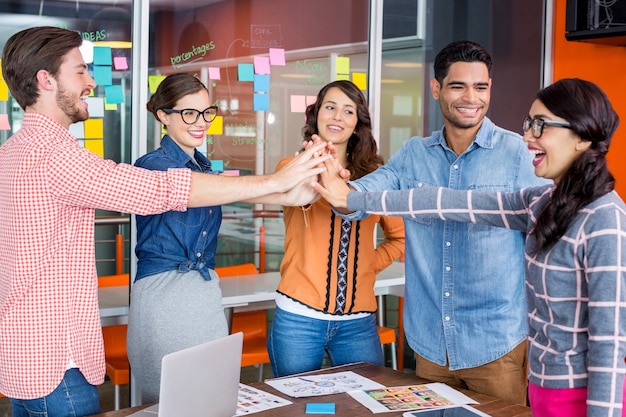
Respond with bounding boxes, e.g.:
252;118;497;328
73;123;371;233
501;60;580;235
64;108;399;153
134;135;222;281
347;117;548;369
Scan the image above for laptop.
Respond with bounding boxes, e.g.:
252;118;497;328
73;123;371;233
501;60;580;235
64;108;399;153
129;332;243;417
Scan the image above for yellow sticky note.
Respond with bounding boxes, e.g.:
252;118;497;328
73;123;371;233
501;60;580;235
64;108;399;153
104;100;118;111
148;75;166;94
335;73;350;81
0;80;8;101
84;118;104;139
207;115;223;135
352;72;367;91
85;139;104;157
336;56;350;76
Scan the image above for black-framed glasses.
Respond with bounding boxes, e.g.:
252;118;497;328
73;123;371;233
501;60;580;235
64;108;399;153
522;115;572;138
162;106;218;124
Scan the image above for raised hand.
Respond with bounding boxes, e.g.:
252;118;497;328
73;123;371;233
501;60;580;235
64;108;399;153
312;158;351;209
271;141;330;193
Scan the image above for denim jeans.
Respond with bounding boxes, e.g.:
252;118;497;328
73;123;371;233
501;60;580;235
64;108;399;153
267;307;383;377
10;368;100;417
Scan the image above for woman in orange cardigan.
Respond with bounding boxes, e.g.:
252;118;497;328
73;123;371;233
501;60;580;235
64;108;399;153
267;80;405;377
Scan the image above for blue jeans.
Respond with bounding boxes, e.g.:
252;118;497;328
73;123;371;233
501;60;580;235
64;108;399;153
267;307;383;377
10;368;100;417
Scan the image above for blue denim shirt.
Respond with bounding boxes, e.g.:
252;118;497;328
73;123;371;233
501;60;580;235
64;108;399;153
347;117;548;369
134;135;222;282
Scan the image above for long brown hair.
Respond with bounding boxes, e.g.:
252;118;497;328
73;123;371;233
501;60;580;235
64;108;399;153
302;80;383;179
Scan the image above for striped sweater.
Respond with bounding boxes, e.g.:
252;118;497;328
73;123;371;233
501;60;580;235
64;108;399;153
347;184;626;417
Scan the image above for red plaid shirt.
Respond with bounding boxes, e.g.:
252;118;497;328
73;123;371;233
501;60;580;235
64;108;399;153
0;113;191;398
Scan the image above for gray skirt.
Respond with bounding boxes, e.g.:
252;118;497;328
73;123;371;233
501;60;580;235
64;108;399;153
126;269;228;403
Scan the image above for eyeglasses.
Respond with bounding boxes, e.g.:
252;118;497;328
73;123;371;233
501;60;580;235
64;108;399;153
161;106;218;124
522;115;572;139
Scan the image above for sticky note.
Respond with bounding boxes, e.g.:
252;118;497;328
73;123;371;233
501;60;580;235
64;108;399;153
253;93;269;111
238;63;254;82
0;114;10;130
336;56;350;75
352;72;367;91
148;75;166;94
0;79;8;101
84;139;104;157
269;48;286;66
93;46;112;65
208;67;221;80
105;85;124;104
306;403;335;414
113;56;128;70
84;119;104;139
210;159;224;172
85;97;105;118
207;116;223;135
290;95;306;113
254;74;270;93
254;56;271;74
93;65;113;86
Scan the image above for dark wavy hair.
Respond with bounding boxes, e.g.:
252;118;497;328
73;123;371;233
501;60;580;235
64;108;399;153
2;26;83;110
302;80;383;179
532;78;619;253
147;73;208;123
433;40;492;84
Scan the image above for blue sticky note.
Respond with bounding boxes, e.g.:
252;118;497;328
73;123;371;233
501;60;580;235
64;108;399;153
254;74;270;93
253;93;269;111
306;403;335;414
238;63;254;82
93;65;113;86
93;46;112;65
104;85;124;104
210;159;224;172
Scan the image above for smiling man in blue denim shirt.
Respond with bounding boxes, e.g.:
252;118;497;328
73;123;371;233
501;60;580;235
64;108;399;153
343;41;547;405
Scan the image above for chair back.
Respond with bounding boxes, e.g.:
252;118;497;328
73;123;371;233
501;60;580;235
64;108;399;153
214;263;266;340
98;273;130;288
214;263;258;277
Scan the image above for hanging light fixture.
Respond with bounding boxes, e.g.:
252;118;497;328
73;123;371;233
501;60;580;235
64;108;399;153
87;6;132;49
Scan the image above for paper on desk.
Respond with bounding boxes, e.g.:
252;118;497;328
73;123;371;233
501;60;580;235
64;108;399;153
264;371;385;398
347;383;477;413
236;383;292;415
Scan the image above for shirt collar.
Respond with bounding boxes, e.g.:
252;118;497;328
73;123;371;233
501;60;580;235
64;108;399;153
159;135;213;171
424;116;497;150
23;112;75;143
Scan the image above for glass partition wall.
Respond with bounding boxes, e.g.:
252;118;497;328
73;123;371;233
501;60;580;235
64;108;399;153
142;0;372;271
0;0;544;276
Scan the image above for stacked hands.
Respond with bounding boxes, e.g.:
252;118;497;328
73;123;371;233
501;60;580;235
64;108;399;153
297;134;351;209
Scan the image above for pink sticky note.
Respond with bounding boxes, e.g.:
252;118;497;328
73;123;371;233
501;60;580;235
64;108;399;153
0;113;10;130
306;96;317;106
113;56;128;70
209;67;221;80
269;48;286;66
254;56;271;74
290;95;307;113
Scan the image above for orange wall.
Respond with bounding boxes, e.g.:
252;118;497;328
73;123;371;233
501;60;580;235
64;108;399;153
552;0;626;196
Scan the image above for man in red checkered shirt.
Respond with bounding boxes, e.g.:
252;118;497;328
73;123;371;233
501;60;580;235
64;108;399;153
0;26;329;417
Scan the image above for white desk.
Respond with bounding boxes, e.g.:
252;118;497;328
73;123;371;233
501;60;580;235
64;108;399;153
99;262;405;325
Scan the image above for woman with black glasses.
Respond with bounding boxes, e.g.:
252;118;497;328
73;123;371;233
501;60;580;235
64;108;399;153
121;72;249;407
127;73;226;403
316;78;626;417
